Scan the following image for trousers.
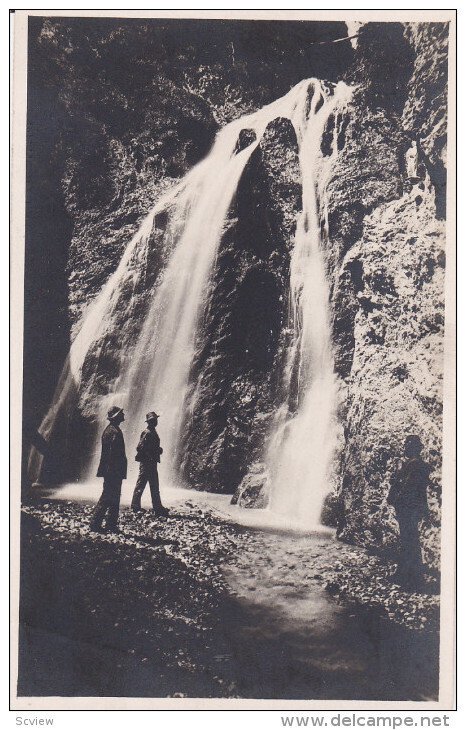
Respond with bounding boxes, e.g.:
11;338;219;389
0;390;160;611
131;463;162;511
90;476;123;530
396;513;424;584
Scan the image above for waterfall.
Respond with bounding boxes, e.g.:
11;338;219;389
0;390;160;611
30;78;351;524
109;133;261;485
266;82;351;528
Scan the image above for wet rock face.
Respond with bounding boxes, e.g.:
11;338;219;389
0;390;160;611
402;23;449;218
324;25;417;380
230;464;270;509
178;118;301;493
335;187;444;569
234;129;257;154
345;23;415;115
326;101;406;330
78;211;171;413
65;90;217;332
325;22;414;300
324;22;447;569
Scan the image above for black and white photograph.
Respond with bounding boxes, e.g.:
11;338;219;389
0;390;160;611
10;9;456;709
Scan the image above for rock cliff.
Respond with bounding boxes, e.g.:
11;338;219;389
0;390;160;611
327;22;448;568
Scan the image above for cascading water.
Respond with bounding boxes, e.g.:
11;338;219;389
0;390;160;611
265;83;351;528
30;78;351;528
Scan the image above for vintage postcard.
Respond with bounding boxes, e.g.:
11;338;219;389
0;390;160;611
10;9;456;710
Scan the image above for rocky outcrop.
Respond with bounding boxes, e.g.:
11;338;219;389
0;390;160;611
326;22;448;568
231;463;270;508
62;81;217;330
334;185;444;568
326;23;417;375
402;23;449;218
328;100;406;379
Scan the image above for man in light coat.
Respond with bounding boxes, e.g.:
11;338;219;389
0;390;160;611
131;412;169;516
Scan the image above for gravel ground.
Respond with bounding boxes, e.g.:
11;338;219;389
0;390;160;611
17;499;440;700
325;549;440;631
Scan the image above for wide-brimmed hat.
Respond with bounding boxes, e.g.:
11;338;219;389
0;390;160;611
146;411;160;421
107;406;124;420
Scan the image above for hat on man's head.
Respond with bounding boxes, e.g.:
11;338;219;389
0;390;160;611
146;411;160;422
107;406;124;420
404;434;423;454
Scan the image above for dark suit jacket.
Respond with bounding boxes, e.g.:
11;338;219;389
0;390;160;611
96;423;127;479
135;427;163;464
387;457;430;517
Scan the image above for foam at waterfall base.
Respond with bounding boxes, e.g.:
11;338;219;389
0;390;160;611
36;481;335;537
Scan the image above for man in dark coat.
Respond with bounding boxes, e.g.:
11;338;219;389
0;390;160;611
131;412;169;516
90;406;127;533
387;435;431;587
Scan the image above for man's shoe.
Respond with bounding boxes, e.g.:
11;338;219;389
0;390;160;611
132;506;146;513
89;524;105;534
152;506;170;517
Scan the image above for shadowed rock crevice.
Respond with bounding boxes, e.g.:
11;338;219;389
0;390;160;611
228;268;282;372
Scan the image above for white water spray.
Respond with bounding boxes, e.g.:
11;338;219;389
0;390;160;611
30;78;351;528
266;82;351;528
